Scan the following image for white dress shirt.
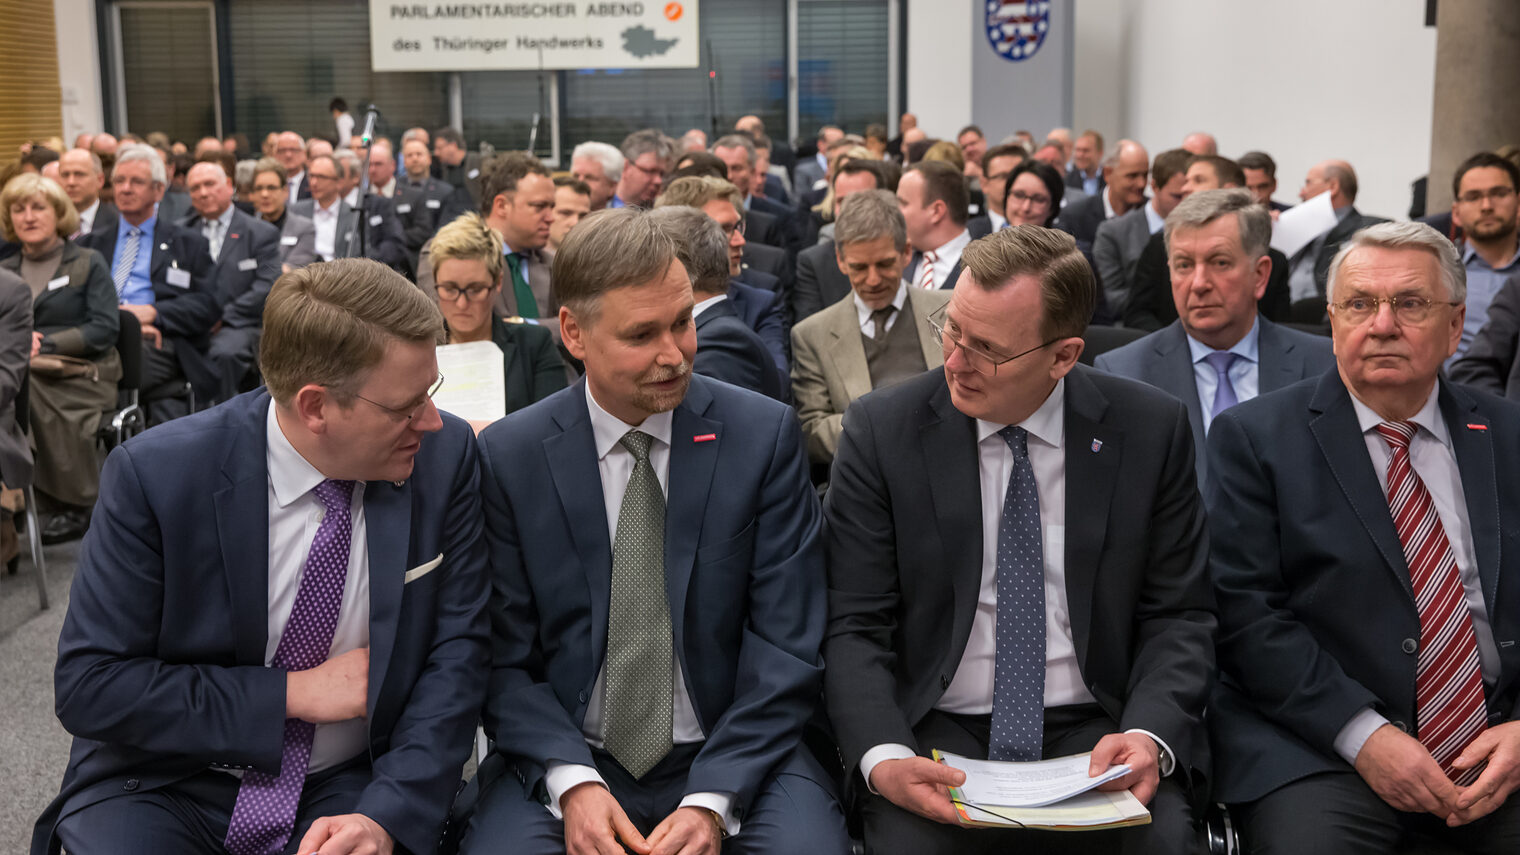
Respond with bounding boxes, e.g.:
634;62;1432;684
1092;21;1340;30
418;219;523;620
988;210;1007;232
1333;384;1500;764
1102;188;1119;222
201;205;235;261
1143;200;1165;235
1186;320;1260;435
374;177;397;199
312;198;341;261
288;171;306;206
77;198;101;236
265;403;370;773
919;229;972;290
853;281;909;336
859;379;1175;787
541;385;737;832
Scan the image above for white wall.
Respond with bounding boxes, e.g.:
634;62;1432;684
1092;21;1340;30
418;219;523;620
54;0;105;142
904;0;972;137
1071;0;1124;144
1114;0;1435;220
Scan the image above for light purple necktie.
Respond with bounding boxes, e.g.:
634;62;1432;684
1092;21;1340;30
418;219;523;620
225;479;357;855
1204;351;1240;421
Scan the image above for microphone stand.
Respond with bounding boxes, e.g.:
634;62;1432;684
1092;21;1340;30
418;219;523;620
348;104;380;260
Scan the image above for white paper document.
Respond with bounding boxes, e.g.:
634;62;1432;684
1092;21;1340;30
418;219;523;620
937;750;1130;808
433;341;506;423
1270;189;1338;257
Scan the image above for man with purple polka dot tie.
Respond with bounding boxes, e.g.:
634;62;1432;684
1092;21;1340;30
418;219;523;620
823;226;1216;853
36;259;490;855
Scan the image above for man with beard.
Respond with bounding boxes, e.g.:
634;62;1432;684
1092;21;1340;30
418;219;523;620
460;207;850;855
1445;152;1520;360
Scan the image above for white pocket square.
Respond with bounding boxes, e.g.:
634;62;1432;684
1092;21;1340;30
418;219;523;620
404;553;443;583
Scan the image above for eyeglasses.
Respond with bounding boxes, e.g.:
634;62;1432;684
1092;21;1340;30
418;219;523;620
627;159;664;177
307;172;338;182
718;218;746;239
352;373;445;422
927;307;1059;376
1457;186;1516;205
1009;190;1051;208
435;283;494;302
1329;295;1460;325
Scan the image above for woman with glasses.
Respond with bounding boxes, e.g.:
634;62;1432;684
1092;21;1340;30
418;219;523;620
1002;160;1065;229
430;213;566;422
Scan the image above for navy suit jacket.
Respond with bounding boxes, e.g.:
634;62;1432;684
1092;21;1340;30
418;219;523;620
728;276;788;377
180;207;283;328
477;375;826;816
34;391;491;855
695;299;786;401
1054;192;1109;252
1094;318;1334;486
1206;372;1520;803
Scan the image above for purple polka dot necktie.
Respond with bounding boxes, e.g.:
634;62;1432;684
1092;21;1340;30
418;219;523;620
225;479;357;855
988;426;1046;762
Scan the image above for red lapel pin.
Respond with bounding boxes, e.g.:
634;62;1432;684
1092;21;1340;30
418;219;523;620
229;233;239;240
1467;423;1488;431
693;433;716;443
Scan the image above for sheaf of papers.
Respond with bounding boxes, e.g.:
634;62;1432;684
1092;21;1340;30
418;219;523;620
1270;190;1338;257
934;749;1152;830
433;341;506;423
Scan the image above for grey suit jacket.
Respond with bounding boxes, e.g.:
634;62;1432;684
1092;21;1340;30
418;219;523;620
790;286;950;465
794;157;827;196
1092;206;1154;317
276;212;318;269
1094;317;1335;486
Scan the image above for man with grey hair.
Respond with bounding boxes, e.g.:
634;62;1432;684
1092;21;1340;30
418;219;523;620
790;189;950;467
1095;189;1332;487
613;129;669;209
570;141;624;211
711;133;793;250
290;153;406;270
649;206;783;400
78;144;218;423
1209;220;1520;853
1288;159;1388;307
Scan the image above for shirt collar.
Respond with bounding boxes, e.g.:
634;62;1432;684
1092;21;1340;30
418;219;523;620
1102;189;1118;220
976;376;1065;451
118;212;156;237
1186;316;1260;364
210;205;235;231
1333;205;1353;223
80;198;100;225
693;292;728;319
989;210;1007;231
1144;200;1165;234
585;382;674;460
853;280;909;328
315;197;341;216
267;400;351;509
929;228;972;258
1461;238;1520;271
1348;381;1449;450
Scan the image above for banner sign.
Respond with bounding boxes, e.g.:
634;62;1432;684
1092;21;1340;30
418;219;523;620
370;1;700;71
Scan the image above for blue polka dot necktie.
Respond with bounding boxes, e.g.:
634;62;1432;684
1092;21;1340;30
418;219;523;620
988;426;1046;762
225;479;357;855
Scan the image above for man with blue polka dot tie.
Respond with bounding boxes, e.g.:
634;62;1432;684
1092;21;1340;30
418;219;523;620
823;225;1216;853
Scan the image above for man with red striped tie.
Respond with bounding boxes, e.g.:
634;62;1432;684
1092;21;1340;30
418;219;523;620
1207;220;1520;853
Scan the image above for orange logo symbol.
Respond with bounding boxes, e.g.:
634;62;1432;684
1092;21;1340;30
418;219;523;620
665;2;683;21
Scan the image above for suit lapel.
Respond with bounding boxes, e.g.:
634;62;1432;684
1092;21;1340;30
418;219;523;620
543;385;614;660
149;229;170;278
907;290;944;367
1062;368;1121;669
665;381;721;673
213;395;273;666
1256;318;1302;393
364;475;412;717
1307;372;1414;599
1151;324;1207;484
1442;381;1501;605
920;379;985;670
823;301;872;402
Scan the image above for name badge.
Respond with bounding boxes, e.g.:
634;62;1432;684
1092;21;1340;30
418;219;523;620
46;275;70;291
369;214;383;226
467;168;480;179
166;267;191;288
425;199;441;209
395;203;412;214
237;258;258;272
281;235;298;246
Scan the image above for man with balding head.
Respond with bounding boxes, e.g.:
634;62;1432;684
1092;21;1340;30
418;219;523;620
795;126;843;195
736;113;795;174
90;133;118;158
57;149;112;238
1047;126;1075;163
1092;148;1192;317
1287;159;1388;307
1182;133;1218;156
1056;139;1150;251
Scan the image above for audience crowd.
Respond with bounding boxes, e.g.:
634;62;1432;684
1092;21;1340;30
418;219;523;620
9;105;1520;855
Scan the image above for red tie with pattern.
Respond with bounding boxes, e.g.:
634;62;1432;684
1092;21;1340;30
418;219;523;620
1377;421;1487;785
917;250;938;290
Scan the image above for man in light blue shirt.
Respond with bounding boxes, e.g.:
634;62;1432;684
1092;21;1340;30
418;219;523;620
1447;151;1520;362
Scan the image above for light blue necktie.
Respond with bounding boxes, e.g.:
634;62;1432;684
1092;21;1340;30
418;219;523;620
112;227;141;297
1204;351;1240;420
988;425;1045;762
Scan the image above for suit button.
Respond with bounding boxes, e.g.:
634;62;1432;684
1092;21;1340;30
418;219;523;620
1393;720;1410;733
123;778;139;791
1402;638;1418;654
940;675;950;689
578;691;588;704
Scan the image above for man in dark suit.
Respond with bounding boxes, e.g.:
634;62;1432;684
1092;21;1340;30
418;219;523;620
793;161;885;323
182;160;283;402
1055;139;1150;252
393;138;456;270
1093;148;1191;318
1451;278;1520;397
1285;159;1389;311
248;158;319;271
77;144;220;423
713;134;798;252
1208;221;1520;853
898;161;975;291
289;154;406;270
1066;129;1106;197
1124;156;1293;331
824;225;1215;854
32;259;490;855
1238;151;1292;213
795;125;842;197
967;144;1029;237
739;240;791;303
274;132;311;205
1096;189;1333;487
432;126;483;213
56;148;113;238
462;208;849;855
651;206;784;400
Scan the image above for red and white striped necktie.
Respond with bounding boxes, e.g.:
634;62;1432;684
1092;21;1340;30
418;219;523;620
1377;420;1488;784
917;250;938;290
